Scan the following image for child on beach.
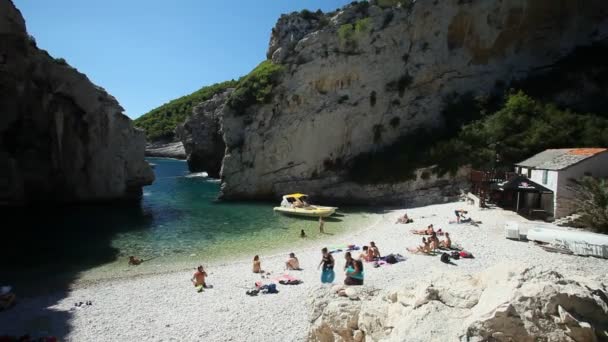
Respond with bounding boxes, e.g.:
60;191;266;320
253;255;263;273
300;229;307;238
318;247;335;283
285;252;301;270
318;216;325;234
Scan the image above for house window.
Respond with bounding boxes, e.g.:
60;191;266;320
542;170;548;185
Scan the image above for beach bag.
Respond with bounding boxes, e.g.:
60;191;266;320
450;251;460;260
263;283;278;294
440;253;450;263
385;254;398;264
459;251;474;258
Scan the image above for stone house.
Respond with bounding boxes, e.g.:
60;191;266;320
514;148;608;218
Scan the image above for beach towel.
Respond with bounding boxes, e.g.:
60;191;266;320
273;274;298;283
279;279;303;285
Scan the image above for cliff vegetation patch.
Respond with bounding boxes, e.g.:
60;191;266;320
134;80;237;141
338;18;372;51
348;91;608;184
226;60;284;115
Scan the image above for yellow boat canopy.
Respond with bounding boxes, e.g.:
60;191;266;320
284;193;308;199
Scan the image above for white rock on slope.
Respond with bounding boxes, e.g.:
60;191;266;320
308;263;608;342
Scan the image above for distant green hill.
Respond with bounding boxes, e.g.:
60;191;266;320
134;80;237;141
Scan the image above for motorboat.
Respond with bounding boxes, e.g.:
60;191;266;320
273;193;337;217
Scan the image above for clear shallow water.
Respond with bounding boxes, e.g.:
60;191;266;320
3;158;377;285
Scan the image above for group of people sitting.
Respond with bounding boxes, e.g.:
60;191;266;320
358;242;381;262
407;224;452;254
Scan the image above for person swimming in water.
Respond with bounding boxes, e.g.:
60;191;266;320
300;229;307;238
128;256;142;265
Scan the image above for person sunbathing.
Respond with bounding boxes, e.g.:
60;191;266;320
407;237;432;254
253;255;263;273
396;213;413;224
439;232;452;249
285;252;301;270
411;224;434;235
128;256;142;266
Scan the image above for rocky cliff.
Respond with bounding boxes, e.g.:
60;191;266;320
0;0;154;205
308;264;608;341
176;89;233;178
215;0;608;204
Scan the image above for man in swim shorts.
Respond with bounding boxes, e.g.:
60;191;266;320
191;265;208;289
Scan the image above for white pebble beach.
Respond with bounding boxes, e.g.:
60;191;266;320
2;202;606;341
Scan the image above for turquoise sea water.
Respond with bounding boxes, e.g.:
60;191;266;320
3;158;377;285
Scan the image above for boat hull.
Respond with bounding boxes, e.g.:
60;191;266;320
273;206;336;218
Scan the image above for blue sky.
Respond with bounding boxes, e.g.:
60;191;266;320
14;0;353;119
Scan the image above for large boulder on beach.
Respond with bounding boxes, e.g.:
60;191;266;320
308;264;608;341
0;0;154;205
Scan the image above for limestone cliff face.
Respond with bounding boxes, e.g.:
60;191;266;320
0;0;154;205
219;0;608;203
176;89;233;178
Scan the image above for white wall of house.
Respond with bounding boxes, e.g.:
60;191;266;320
554;151;608;218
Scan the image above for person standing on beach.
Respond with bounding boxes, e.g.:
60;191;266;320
318;247;335;283
253;255;263;273
319;216;325;234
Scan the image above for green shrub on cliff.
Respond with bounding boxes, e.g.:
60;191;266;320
134;80;237;141
338;18;372;50
226;60;284;115
348;91;608;184
437;91;608;170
